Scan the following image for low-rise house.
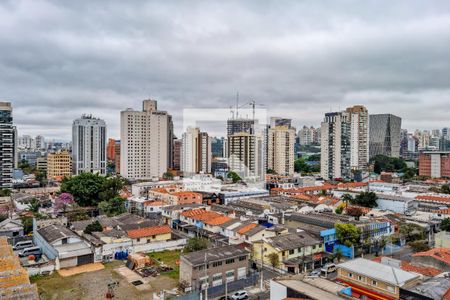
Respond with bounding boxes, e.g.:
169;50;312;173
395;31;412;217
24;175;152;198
375;194;418;215
337;258;421;300
161;204;206;228
127;225;172;246
270;278;344;300
411;248;450;271
180;209;232;233
143;200;164;214
34;224;94;269
252;231;324;273
0;217;23;238
179;244;250;291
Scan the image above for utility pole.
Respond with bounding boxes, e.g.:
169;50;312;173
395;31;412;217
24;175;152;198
204;252;208;300
260;243;264;291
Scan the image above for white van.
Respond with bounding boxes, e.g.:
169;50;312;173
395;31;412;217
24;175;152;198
19;246;42;257
321;263;336;274
13;240;34;250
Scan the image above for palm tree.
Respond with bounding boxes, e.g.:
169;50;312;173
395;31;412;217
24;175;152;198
341;193;353;209
27;198;40;213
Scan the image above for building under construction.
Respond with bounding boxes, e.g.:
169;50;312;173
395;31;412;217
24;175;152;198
0;237;39;299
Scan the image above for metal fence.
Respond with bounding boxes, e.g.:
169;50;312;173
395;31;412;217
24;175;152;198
177;273;259;300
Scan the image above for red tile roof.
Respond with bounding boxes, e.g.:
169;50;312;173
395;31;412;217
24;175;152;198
127;225;171;239
412;248;450;265
415;195;450;203
180;208;207;217
237;223;258;235
181;209;232;226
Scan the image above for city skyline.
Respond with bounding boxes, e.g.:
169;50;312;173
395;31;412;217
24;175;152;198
1;1;450;139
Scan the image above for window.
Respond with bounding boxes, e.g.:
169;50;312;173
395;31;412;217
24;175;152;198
289;249;295;255
372;280;377;286
387;286;394;292
212;261;222;268
137;238;140;242
226;270;234;278
312;245;316;250
358;276;362;281
239;256;247;261
348;273;353;278
225;258;235;264
212;274;222;281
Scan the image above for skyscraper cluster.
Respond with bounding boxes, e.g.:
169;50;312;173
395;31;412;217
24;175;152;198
320;105;402;180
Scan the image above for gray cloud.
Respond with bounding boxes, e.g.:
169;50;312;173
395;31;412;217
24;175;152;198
1;0;450;139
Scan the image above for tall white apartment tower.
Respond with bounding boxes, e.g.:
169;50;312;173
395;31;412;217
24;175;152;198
0;102;14;188
346;105;369;170
72;115;107;175
120;100;173;180
181;127;211;176
320;112;351;180
267;124;296;175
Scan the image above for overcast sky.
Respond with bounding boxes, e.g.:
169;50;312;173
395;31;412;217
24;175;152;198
1;0;450;140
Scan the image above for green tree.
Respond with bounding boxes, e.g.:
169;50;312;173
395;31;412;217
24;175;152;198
351;191;378;208
335;223;360;247
371;155;407;174
399;223;425;242
61;173;107;206
227;171;242;183
335;206;343;214
335;249;343;262
98;176;127;202
402;168;417;181
0;188;12;197
84;220;103;234
21;216;33;235
408;240;429;253
163;171;174;180
441;185;450;194
183;237;209;253
440;218;450;231
294;158;310;173
267;253;280;269
98;197;126;216
266;169;276;174
26;198;40;213
341;193;353;208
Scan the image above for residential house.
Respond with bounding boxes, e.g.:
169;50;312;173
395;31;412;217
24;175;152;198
0;218;23;238
33;224;94;269
179;244;250;291
336;258;421;300
252;232;324;273
127;225;172;246
411;248;450;271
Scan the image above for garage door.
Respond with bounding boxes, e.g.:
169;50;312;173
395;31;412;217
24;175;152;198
77;254;94;266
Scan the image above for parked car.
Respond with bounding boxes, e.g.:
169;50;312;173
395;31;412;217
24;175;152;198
18;246;42;257
218;296;232;300
308;269;321;277
13;240;34;251
321;263;336;274
231;291;248;300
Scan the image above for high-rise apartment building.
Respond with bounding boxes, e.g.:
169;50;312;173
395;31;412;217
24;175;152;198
369;114;401;158
346;105;369;170
0;102;14;188
228;132;264;179
227;118;255;135
181;127;211;175
419;152;450;178
35;135;45;150
47;151;72;180
172;139;182;171
320;111;351;180
107;138;117;161
298;126;314;146
267;124;295;175
72;115;107;175
120;100;173;180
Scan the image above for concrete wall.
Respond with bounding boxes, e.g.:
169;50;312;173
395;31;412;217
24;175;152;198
133;238;186;253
